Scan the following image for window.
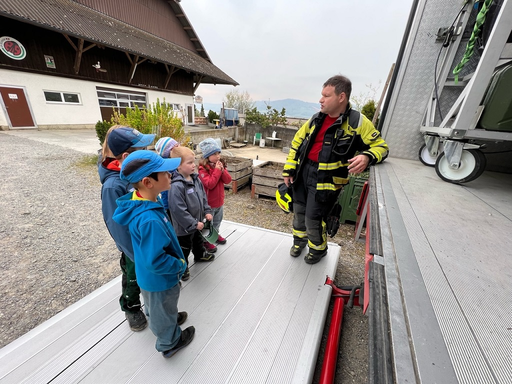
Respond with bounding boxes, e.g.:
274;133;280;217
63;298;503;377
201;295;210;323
44;91;81;104
96;87;147;109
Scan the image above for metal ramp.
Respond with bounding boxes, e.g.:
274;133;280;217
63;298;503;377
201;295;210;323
370;159;512;383
0;221;339;384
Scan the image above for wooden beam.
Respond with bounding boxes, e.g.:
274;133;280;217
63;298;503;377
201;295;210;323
190;38;198;41
183;26;192;30
128;55;139;84
63;34;77;51
164;65;179;89
73;39;84;75
125;51;133;65
82;43;97;53
193;75;204;93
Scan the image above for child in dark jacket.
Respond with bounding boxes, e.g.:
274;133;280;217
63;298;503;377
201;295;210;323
169;146;215;281
99;126;155;332
198;138;232;253
113;150;194;358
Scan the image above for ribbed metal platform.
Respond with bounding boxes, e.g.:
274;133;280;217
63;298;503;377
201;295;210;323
373;158;512;384
0;222;339;384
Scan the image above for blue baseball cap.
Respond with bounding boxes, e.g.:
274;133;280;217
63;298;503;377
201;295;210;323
108;127;155;156
120;150;181;183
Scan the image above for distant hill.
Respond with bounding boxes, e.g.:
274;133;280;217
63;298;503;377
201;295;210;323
253;99;319;119
202;99;319;119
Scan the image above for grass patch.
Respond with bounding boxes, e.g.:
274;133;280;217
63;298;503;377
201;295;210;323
73;154;99;169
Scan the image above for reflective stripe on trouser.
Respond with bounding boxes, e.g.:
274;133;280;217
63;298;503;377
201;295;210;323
292;203;308;246
141;284;181;352
293;202;327;253
291;160;331;254
119;252;142;312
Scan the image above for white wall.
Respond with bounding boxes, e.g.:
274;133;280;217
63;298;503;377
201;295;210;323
0;69;195;129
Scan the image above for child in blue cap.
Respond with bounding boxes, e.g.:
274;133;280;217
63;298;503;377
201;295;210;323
113;150;195;358
99;126;155;332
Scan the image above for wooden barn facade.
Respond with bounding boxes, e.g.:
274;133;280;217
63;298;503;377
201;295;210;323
0;0;237;130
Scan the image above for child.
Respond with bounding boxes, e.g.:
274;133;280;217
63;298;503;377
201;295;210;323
154;137;180;217
168;146;215;281
198;138;232;253
99;126;155;332
113;150;195;358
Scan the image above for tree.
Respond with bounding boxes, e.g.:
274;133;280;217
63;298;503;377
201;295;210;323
200;104;205;117
245;105;287;129
223;89;255;113
207;110;219;123
350;82;381;111
266;106;287;128
361;100;378;127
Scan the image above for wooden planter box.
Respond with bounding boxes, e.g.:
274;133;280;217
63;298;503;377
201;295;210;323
251;161;284;198
225;157;253;194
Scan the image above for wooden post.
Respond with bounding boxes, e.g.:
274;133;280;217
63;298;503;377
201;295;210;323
372;63;395;125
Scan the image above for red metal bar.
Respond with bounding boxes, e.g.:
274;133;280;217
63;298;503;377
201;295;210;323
363;195;373;314
319;294;345;384
320;278;362;384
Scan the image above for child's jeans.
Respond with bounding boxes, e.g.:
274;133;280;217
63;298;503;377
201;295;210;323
211;205;224;231
141;284;181;352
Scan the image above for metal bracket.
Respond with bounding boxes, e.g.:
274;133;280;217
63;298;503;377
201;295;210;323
425;135;440;157
443;140;464;169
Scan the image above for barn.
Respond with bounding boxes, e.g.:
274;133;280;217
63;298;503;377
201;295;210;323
0;0;237;130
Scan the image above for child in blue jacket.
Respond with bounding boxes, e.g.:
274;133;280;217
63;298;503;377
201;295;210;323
113;150;195;358
99;126;154;332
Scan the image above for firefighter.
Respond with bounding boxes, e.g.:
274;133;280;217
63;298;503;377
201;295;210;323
282;75;389;264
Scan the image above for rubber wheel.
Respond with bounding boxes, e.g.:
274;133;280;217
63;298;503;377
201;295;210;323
435;149;486;183
418;144;437;166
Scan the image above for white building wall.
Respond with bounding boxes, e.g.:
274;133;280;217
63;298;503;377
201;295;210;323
0;69;194;130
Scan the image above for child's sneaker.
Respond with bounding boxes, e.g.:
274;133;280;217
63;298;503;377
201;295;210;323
195;252;215;262
162;326;195;358
204;242;217;253
125;309;148;332
216;235;227;245
181;267;190;281
177;311;188;325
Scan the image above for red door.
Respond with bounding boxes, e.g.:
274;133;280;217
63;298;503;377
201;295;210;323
0;86;36;128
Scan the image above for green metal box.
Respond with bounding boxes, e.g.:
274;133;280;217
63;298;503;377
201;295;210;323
338;173;369;224
479;64;512;132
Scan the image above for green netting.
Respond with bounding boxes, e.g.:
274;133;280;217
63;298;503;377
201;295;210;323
452;0;494;82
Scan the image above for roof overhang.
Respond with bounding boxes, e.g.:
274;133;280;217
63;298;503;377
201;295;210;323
0;0;238;86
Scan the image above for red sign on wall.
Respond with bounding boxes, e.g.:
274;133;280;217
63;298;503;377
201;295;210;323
0;36;26;60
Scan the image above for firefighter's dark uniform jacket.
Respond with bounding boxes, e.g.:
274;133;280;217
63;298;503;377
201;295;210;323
282;106;389;203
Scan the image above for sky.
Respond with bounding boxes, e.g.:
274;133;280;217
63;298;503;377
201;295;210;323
182;0;414;106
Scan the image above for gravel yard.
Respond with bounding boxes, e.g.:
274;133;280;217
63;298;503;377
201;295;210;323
0;133;367;383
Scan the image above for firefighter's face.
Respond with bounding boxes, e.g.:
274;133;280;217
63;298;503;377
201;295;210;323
319;85;345;117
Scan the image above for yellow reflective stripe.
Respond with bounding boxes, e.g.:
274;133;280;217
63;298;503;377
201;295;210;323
317;183;337;191
318;161;349;171
308;240;327;251
332;177;349;185
292;229;307;238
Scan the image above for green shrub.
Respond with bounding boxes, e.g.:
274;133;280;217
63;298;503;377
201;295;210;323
208;110;219;123
109;98;186;145
95;120;113;145
152;99;185;142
